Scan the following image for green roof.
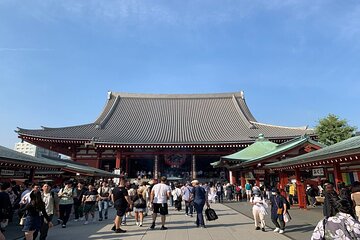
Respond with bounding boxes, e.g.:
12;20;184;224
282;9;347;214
266;136;360;168
221;134;278;161
212;134;323;169
238;135;324;167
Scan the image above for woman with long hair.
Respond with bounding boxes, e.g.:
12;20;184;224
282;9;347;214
20;191;52;240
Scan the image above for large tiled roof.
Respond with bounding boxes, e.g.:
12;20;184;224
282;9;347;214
266;136;360;168
18;92;314;145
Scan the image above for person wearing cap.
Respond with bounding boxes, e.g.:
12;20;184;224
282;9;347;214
150;176;171;230
270;188;287;234
250;188;267;232
311;199;360;240
191;180;210;228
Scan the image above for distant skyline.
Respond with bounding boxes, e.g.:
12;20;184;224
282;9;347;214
1;1;359;149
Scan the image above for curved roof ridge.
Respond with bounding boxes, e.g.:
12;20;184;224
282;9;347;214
231;95;254;129
251;121;310;130
98;95;120;128
110;91;244;99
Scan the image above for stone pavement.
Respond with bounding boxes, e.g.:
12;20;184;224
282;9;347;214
224;200;323;240
5;203;292;240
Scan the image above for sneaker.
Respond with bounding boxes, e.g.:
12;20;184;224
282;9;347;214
99;218;103;221
84;221;89;225
111;225;116;231
160;226;168;230
115;228;127;233
189;214;193;217
262;228;265;232
279;230;284;234
150;222;155;229
200;225;206;228
61;224;66;228
74;219;79;222
255;227;260;230
139;222;143;227
121;222;127;225
135;221;139;226
273;228;280;232
57;219;63;224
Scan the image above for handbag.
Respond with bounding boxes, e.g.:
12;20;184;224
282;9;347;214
205;208;218;221
275;197;283;215
134;197;146;208
283;212;291;223
19;215;26;226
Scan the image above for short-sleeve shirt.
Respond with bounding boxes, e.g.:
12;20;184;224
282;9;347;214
112;187;128;209
152;183;171;204
83;190;98;204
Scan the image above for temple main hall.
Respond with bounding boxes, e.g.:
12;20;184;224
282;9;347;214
17;91;314;180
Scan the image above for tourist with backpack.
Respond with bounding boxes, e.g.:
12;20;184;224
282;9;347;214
182;182;194;217
58;181;77;228
33;183;58;240
250;188;268;232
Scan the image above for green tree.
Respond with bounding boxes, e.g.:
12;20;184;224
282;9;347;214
315;114;357;146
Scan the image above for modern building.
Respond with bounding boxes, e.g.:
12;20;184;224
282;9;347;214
14;141;60;159
17;91;315;179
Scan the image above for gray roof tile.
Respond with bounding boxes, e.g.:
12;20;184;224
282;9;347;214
18;92;314;145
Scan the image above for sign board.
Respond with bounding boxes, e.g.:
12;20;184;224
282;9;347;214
1;169;14;176
245;172;255;179
254;169;265;175
312;168;325;177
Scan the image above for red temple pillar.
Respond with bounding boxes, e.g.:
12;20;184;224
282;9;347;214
295;168;306;209
115;150;121;169
255;176;260;187
333;163;343;192
229;171;236;184
96;151;102;169
279;171;288;198
240;172;246;189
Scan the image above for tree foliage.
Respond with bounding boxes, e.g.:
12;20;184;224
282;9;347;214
315;114;357;146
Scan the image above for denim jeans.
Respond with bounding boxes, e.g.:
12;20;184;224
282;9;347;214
193;201;205;226
98;200;109;219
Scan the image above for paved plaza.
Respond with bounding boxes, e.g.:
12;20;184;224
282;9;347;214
5;203;296;240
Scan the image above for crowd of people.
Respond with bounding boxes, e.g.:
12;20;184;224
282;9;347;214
0;177;216;239
2;177;360;240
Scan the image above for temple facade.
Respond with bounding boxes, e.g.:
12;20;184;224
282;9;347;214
17;91;314;180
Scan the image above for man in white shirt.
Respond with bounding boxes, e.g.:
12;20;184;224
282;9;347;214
150;176;171;230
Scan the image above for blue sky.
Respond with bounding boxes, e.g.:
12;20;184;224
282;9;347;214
0;0;359;149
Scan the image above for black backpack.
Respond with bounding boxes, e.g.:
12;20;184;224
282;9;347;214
205;208;218;221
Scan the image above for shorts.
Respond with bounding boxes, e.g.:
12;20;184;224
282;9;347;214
134;207;146;213
116;208;126;217
153;203;168;215
246;190;252;195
